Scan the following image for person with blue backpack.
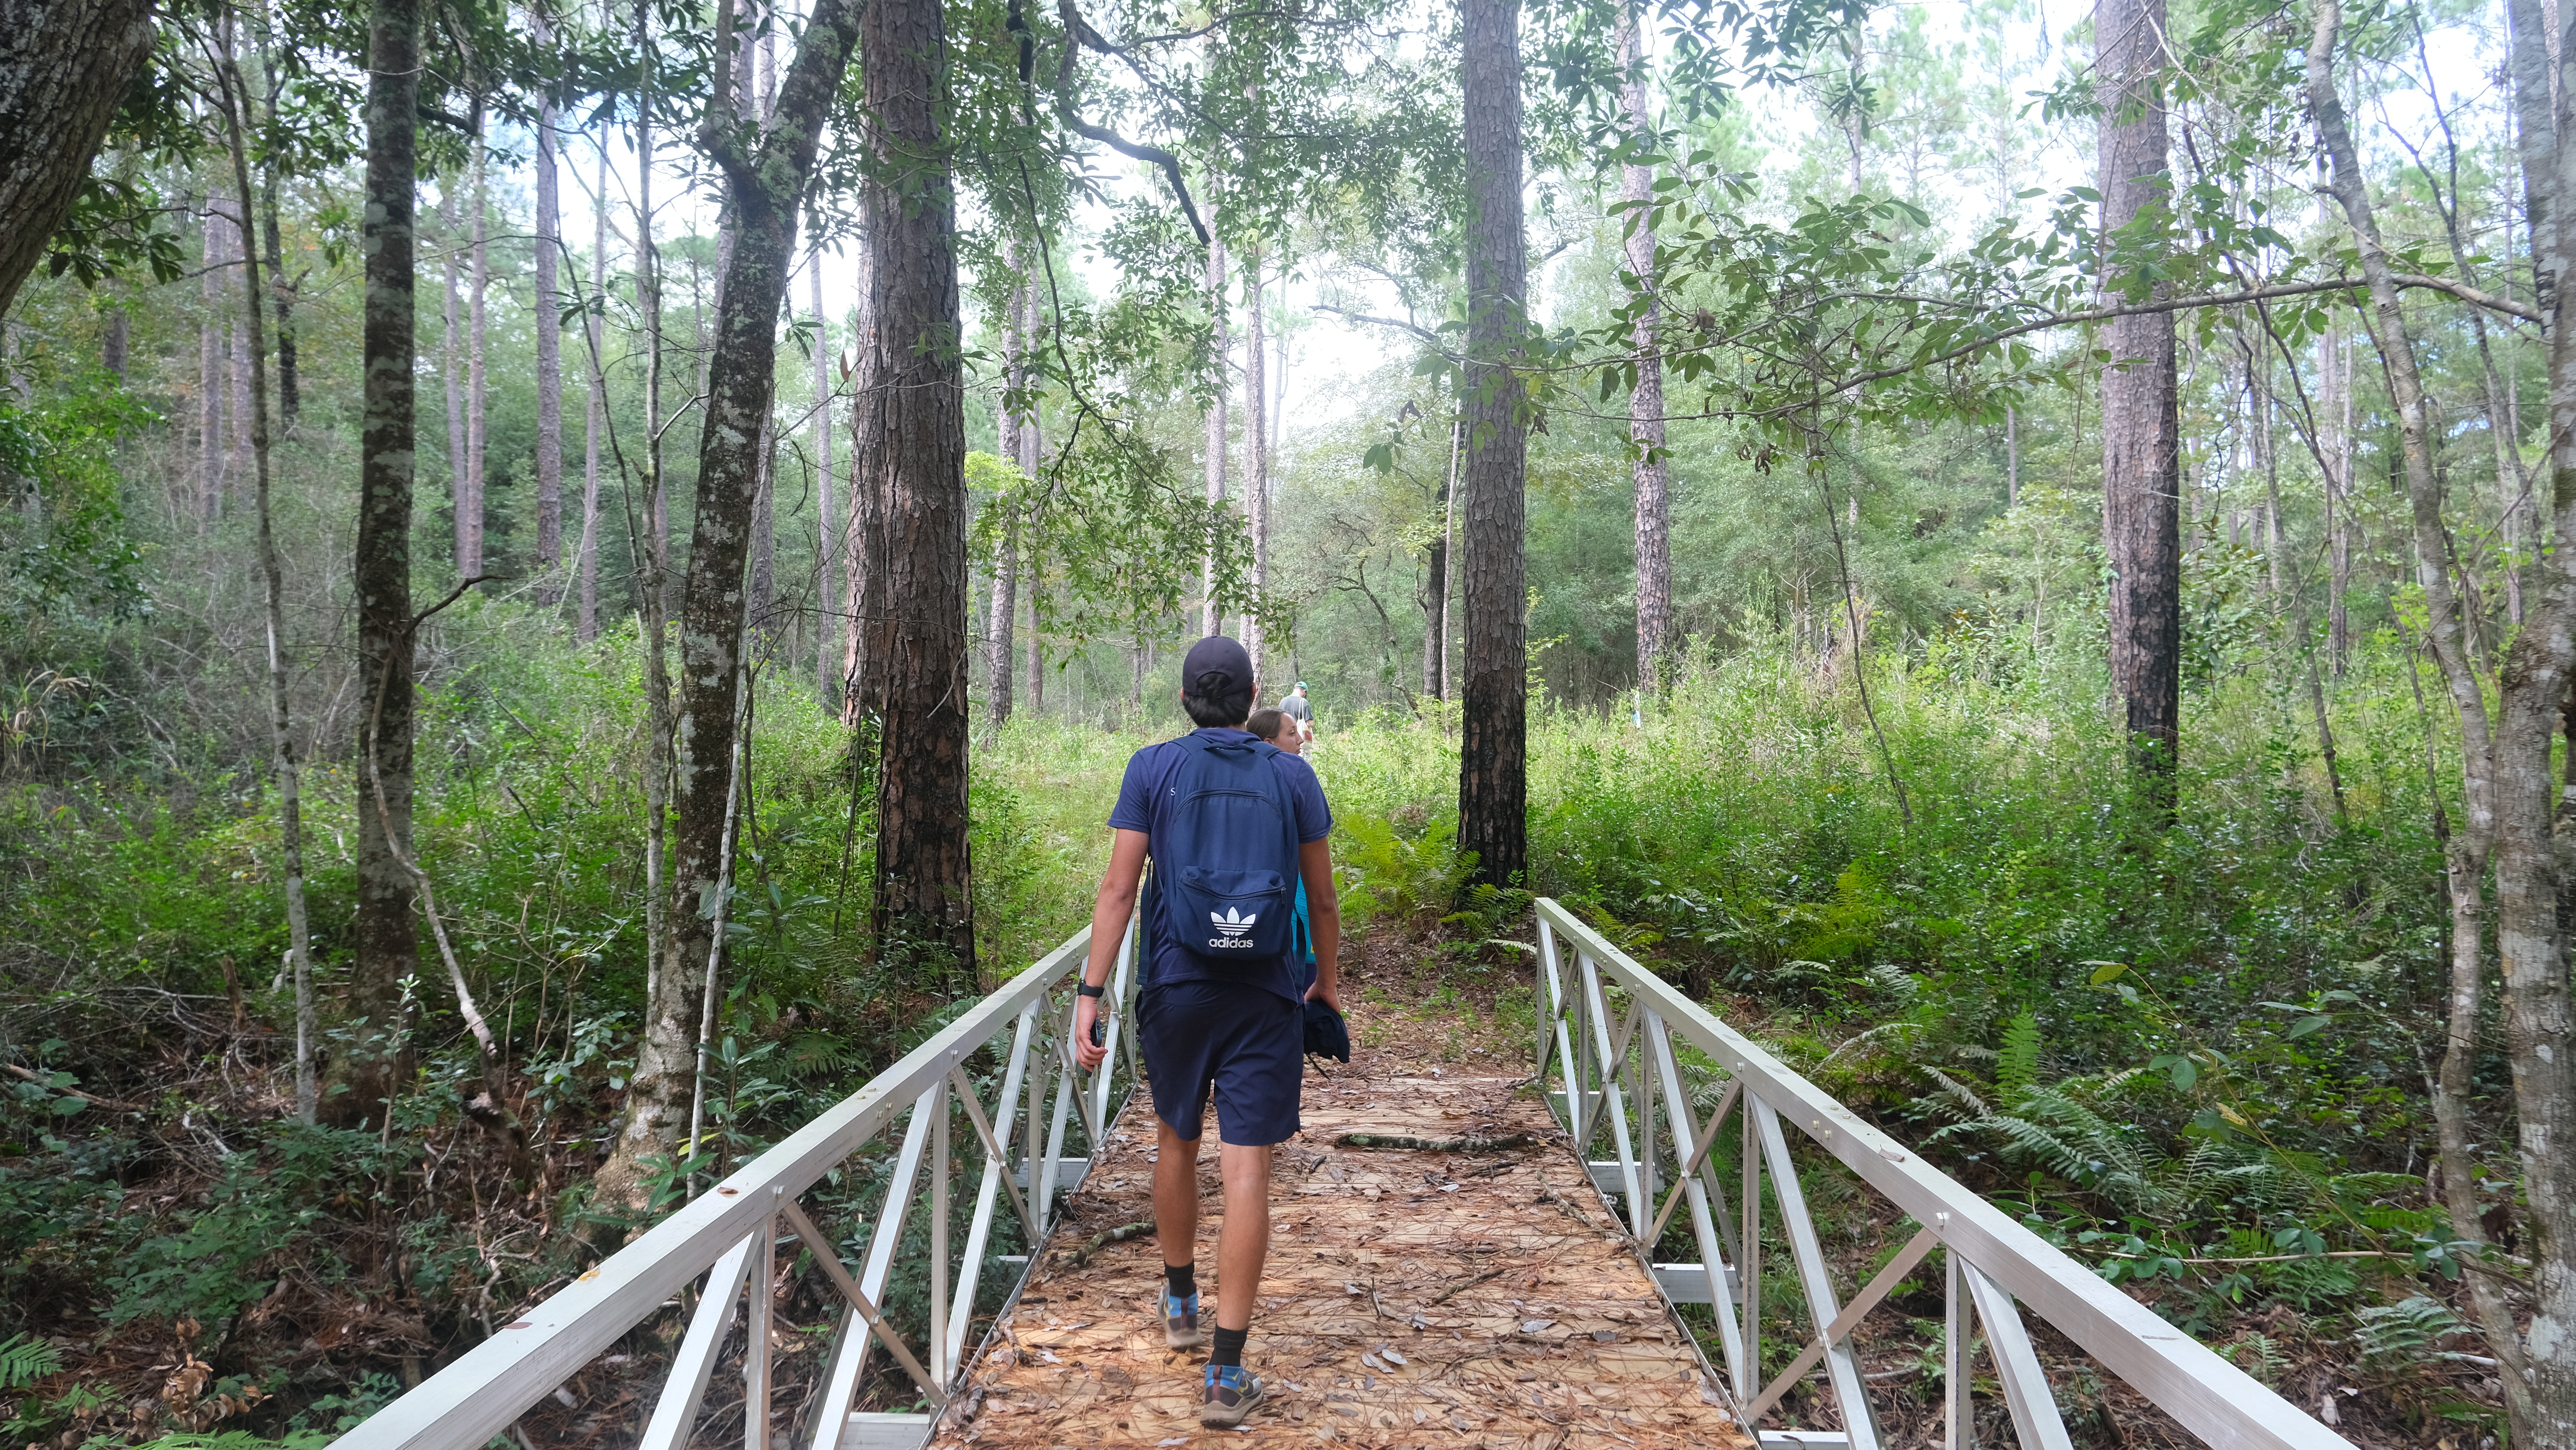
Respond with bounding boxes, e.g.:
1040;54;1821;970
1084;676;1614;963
1072;635;1340;1429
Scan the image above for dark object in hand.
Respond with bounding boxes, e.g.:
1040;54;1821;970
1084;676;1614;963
1304;998;1350;1062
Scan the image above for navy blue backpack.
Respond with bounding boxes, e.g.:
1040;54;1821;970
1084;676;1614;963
1151;732;1302;966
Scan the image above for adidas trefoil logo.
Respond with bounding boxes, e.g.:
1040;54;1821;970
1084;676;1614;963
1208;906;1258;948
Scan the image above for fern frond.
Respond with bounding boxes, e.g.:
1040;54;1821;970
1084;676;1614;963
0;1332;62;1391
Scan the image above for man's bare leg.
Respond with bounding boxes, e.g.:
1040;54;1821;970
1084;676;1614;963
1152;1123;1272;1330
1154;1119;1203;1270
1214;1140;1271;1330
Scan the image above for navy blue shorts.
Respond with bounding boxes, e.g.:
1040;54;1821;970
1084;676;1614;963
1137;981;1303;1147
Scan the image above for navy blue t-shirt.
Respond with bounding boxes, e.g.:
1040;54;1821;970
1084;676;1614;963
1109;728;1332;1003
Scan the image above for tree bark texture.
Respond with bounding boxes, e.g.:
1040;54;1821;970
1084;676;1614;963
348;0;420;1125
0;0;155;321
988;271;1024;725
215;47;314;1125
2096;0;2179;788
464;145;489;580
442;180;469;571
601;0;869;1211
578;136;606;643
857;0;974;976
256;109;298;431
200;194;230;522
2315;5;2576;1441
534;75;564;589
1617;0;1671;697
1202;232;1228;639
1457;0;1527;891
814;258;838;703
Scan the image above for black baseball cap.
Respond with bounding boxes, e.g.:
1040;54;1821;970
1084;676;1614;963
1181;635;1254;697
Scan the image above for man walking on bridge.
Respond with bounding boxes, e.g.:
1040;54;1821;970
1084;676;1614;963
1074;635;1341;1429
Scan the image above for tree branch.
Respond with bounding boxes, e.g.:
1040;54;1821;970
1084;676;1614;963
1053;0;1209;244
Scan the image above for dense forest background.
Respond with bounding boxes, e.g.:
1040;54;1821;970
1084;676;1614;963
0;0;2563;1441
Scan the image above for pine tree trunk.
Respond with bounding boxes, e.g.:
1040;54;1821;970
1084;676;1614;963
443;180;469;571
2096;0;2179;791
1025;562;1044;711
813;258;837;702
0;0;155;320
578;136;606;643
1202;232;1228;638
101;304;125;377
1456;0;1528;891
1246;249;1268;680
1617;0;1671;698
988;270;1023;726
346;0;420;1126
534;55;564;591
465;140;489;580
857;0;973;979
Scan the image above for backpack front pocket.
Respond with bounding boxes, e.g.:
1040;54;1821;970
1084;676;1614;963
1167;866;1295;960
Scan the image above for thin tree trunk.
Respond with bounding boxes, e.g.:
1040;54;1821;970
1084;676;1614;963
578;135;606;642
465;136;489;580
857;0;974;977
813;256;838;702
1457;0;1528;891
101;303;126;377
601;0;761;1216
443;179;469;571
1617;0;1672;698
213;43;314;1125
1025;560;1044;712
1246;248;1269;680
1202;230;1227;638
2313;9;2567;1438
346;0;420;1126
2005;402;2020;508
987;267;1023;726
534;37;564;593
246;9;299;435
2097;0;2180;794
1424;414;1456;700
201;191;228;524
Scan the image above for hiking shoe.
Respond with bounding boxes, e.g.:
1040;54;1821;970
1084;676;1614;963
1202;1364;1264;1427
1161;1288;1205;1350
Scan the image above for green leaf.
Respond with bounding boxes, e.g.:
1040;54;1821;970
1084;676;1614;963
2086;962;2129;986
2285;1016;2330;1040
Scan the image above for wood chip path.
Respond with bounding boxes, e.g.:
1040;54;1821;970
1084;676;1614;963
927;1061;1752;1449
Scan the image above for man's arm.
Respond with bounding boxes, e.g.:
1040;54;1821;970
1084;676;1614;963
1299;838;1341;1008
1073;828;1150;1070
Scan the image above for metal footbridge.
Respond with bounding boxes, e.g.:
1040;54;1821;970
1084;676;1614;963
336;901;2356;1450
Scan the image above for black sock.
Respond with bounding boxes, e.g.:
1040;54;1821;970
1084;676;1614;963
1210;1324;1249;1369
1165;1262;1196;1299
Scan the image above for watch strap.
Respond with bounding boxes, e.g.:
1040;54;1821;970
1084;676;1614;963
1077;983;1106;999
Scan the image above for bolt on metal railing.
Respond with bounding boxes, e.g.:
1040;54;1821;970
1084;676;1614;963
1534;898;2355;1450
335;913;1142;1450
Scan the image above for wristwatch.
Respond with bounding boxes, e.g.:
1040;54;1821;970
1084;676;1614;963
1077;983;1106;999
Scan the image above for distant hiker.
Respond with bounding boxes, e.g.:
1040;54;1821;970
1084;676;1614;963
1277;681;1314;744
1248;709;1319;995
1073;635;1342;1429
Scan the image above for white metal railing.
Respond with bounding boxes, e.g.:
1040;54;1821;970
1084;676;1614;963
336;915;1142;1450
1534;899;2356;1450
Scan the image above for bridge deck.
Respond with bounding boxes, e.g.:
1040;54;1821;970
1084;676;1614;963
930;1045;1749;1448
